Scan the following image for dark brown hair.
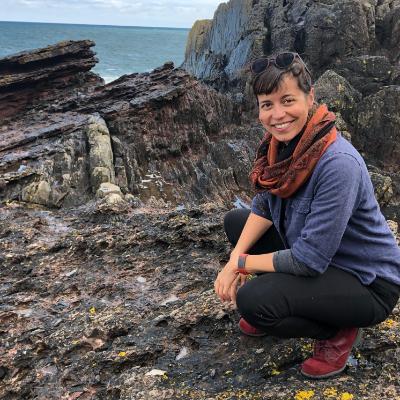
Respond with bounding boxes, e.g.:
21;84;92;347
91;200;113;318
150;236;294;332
252;56;312;97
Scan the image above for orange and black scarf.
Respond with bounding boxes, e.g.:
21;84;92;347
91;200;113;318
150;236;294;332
250;104;337;198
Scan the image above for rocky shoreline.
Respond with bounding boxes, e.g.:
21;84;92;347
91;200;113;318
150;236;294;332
1;0;400;398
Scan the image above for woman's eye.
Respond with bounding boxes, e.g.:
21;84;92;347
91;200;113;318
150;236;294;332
283;98;294;104
261;103;272;109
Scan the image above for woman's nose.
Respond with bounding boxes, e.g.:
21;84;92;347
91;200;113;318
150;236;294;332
271;104;286;120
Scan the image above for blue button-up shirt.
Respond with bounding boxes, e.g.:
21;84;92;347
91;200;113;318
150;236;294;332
251;133;400;285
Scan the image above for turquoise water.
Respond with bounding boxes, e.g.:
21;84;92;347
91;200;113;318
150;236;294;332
0;21;189;83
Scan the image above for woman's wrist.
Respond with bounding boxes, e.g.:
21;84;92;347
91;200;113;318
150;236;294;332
229;251;239;264
245;253;275;273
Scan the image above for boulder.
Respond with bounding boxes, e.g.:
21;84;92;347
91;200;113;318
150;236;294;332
96;182;122;199
314;70;362;125
0;113;93;207
335;55;398;96
21;180;51;206
370;171;394;206
86;115;115;192
355;85;400;168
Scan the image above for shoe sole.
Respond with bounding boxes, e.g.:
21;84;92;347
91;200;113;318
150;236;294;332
300;329;363;379
238;325;267;337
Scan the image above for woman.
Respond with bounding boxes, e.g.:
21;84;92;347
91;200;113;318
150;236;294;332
214;52;400;379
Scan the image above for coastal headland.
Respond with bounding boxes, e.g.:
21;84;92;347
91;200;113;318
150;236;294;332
1;0;400;399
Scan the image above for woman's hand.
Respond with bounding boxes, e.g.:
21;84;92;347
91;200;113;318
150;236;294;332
214;257;247;303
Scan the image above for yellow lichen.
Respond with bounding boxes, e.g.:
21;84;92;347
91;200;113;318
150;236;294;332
224;370;233;375
295;390;315;400
271;368;281;375
339;393;354;400
381;318;398;329
89;306;96;315
323;387;338;398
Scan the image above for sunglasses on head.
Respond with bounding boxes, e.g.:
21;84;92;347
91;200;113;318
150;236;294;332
250;52;312;77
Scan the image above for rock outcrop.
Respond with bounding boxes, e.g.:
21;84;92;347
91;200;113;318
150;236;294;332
0;43;261;209
0;40;103;120
183;0;400;91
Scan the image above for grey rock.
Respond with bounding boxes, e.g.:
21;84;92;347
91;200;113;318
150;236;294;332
96;182;123;199
355;85;400;168
314;69;362;125
370;171;394;206
86;115;115;192
183;0;398;96
0;40;102;121
336;55;398;96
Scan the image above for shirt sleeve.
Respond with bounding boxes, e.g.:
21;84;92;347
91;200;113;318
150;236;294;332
251;192;272;221
291;153;363;274
273;249;319;276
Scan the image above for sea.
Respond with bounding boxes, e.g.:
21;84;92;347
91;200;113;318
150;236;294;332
0;21;190;83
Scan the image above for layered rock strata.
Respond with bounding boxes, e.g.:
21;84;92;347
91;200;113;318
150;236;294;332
0;43;260;209
0;40;102;120
1;36;399;220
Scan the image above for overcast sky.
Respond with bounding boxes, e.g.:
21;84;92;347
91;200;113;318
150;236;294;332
1;0;223;28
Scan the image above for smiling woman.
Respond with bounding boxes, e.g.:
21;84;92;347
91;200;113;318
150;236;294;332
257;76;314;144
214;51;400;379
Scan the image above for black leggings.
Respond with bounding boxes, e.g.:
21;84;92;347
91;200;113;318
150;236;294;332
225;209;399;340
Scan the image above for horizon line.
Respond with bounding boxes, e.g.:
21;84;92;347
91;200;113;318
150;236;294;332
0;19;192;30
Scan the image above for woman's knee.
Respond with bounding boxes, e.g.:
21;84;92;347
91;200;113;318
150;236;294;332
237;276;285;323
236;282;257;318
223;208;250;245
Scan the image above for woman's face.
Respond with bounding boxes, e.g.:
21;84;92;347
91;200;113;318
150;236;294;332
257;74;314;144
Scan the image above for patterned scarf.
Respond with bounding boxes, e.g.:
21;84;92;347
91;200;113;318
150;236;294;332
250;104;337;198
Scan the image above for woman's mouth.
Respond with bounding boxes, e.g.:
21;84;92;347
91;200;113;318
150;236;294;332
272;120;294;132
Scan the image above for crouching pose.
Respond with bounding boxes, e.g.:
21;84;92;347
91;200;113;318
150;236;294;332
214;52;400;378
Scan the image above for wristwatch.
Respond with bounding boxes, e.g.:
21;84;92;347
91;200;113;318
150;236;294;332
237;253;250;275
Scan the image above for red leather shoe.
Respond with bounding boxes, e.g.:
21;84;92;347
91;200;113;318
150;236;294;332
238;318;267;337
301;328;362;379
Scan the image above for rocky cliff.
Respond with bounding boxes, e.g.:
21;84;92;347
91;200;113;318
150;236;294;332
183;0;400;90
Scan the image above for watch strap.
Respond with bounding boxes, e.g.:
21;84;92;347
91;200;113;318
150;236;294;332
237;253;250;275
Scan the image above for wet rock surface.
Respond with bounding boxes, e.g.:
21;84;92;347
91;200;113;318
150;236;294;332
1;202;399;399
